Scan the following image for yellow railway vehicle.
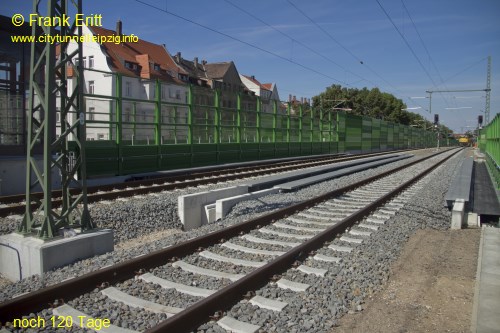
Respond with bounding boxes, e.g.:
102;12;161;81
458;136;470;147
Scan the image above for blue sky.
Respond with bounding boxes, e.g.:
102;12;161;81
3;0;499;133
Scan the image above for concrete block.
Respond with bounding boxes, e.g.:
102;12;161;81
249;295;288;311
445;158;473;208
0;229;113;281
204;204;216;225
215;188;279;220
451;199;465;229
218;316;260;333
466;212;479;228
178;185;248;230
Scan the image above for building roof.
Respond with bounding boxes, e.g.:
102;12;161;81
88;25;185;84
241;75;272;93
203;62;233;80
173;54;208;80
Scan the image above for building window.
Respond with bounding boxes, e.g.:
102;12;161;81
82;57;87;68
176;90;181;100
97;133;105;140
161;87;166;99
154;64;161;71
88;56;94;69
56;107;61;122
125;61;137;70
142;111;146;121
88;107;95;121
88;81;94;94
125;82;132;97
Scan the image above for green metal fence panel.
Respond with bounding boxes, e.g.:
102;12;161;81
345;114;363;152
240;142;260;161
121;145;158;174
160;144;192;169
72;70;457;177
480;113;500;188
218;143;241;164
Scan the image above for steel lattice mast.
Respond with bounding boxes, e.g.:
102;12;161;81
19;0;94;239
485;56;491;123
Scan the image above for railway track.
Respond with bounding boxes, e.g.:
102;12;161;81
0;148;461;332
0;149;416;217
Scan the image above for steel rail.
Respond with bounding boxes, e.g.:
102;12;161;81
0;149;418;217
0;153;343;205
144;148;461;332
0;148;460;324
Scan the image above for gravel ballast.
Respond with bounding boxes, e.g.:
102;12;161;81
0;148;465;333
191;149;464;333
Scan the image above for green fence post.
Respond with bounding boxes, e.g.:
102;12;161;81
155;79;161;169
214;89;220;162
256;96;261;142
237;92;242;160
273;100;277;157
236;93;242;143
309;108;314;143
188;84;193;166
298;104;303;146
187;85;193;144
287;102;291;155
116;73;123;175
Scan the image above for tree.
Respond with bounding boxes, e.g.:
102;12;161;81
313;85;433;127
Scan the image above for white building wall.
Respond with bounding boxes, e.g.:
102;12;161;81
59;25;188;144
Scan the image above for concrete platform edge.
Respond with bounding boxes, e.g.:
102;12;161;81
471;226;484;333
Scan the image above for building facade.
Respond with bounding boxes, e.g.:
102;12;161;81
61;22;189;143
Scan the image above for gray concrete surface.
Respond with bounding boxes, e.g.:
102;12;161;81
445;157;474;209
472;226;500;333
0;229;113;281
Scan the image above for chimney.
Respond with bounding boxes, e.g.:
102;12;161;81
289;94;292;102
202;59;207;65
293;95;296;102
194;57;198;68
116;20;122;35
175;52;181;63
300;97;304;104
251;75;255;80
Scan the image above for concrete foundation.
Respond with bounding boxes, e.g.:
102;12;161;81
451;199;465;229
0;229;113;281
467;212;480;228
178;186;248;230
215;188;280;220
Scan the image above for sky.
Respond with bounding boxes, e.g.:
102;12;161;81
3;0;500;133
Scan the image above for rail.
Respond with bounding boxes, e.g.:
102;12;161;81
0;148;461;324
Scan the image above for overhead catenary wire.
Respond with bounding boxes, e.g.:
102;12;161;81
135;0;427;113
401;0;446;85
286;0;426;112
223;0;377;88
400;0;452;109
134;0;350;87
376;0;437;88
